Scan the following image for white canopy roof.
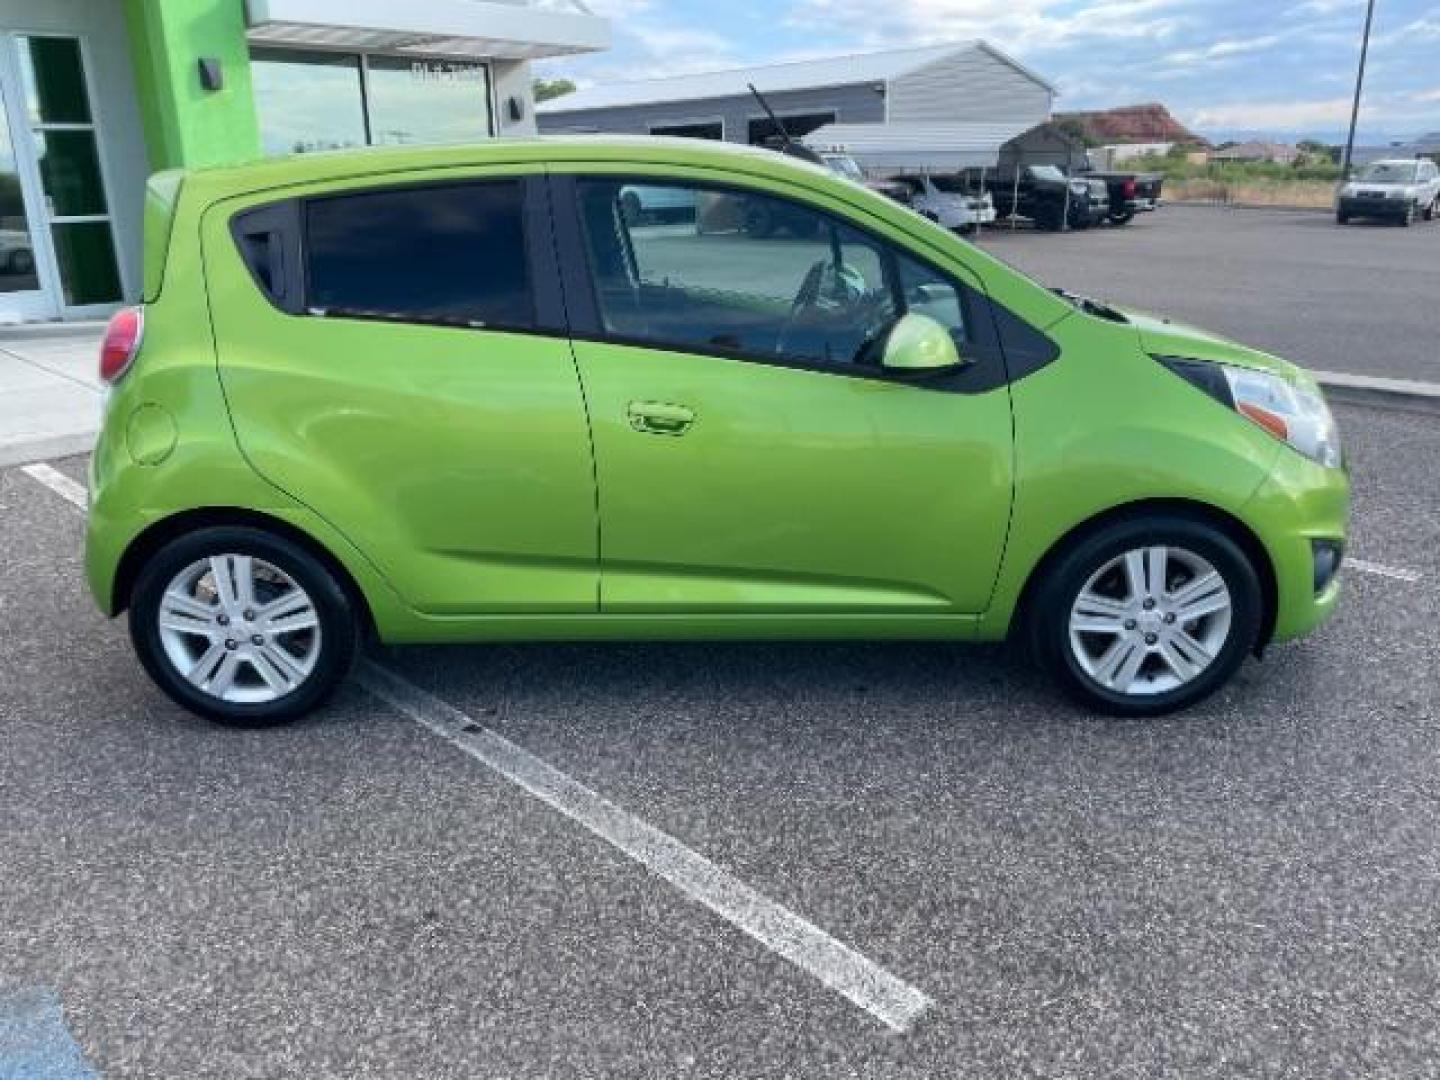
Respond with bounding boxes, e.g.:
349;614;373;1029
804;121;1033;170
246;0;610;60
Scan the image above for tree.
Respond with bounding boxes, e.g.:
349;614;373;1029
533;78;576;103
1053;117;1098;148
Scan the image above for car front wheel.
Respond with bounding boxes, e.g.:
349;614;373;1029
129;527;359;726
1029;516;1264;716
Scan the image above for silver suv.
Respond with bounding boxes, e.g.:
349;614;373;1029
1337;159;1440;227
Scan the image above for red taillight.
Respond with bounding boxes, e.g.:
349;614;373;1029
1122;178;1137;199
99;306;144;384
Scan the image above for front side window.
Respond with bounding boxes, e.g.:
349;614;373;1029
305;180;533;329
576;178;902;369
574;178;987;374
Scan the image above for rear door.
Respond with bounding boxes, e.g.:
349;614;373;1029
554;171;1016;615
204;171;598;615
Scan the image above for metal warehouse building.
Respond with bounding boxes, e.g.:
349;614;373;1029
536;41;1055;154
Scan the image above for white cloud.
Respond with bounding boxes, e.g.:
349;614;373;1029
1189;96;1367;128
1163;34;1282;64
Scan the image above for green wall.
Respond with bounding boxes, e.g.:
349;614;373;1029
124;0;261;170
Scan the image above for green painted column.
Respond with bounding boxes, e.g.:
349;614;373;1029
124;0;261;170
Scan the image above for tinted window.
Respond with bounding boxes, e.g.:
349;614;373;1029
306;181;533;329
577;178;899;369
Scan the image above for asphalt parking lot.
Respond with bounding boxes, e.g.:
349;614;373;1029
2;392;1438;1078
973;203;1440;384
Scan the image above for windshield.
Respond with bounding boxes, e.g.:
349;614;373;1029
1030;165;1066;182
1357;163;1418;184
823;155;865;182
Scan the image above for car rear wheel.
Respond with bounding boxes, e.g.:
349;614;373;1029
1029;516;1264;716
1336;211;1349;226
1109;210;1135;225
1401;201;1416;227
129;527;359;726
1426;197;1437;222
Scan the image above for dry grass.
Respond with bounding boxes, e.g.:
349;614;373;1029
1163;177;1335;209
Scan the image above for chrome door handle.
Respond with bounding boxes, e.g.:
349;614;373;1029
627;401;695;436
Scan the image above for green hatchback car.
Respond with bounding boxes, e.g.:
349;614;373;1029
86;137;1348;725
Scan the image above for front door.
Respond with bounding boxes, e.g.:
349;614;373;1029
561;174;1015;615
0;33;123;321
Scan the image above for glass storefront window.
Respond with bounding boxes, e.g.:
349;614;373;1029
250;49;495;156
366;57;492;146
19;36;90;125
251;49;367;156
34;130;108;217
51;221;120;307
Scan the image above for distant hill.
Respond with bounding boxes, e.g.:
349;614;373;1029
1054;103;1207;147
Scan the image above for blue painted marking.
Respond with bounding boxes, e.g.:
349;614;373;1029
0;989;98;1079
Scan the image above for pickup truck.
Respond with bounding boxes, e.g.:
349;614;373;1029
1076;165;1164;224
964;165;1107;231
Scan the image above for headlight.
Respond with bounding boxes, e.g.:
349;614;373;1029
1157;358;1343;469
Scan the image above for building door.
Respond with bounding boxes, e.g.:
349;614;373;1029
0;33;122;322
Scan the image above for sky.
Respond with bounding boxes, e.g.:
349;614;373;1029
536;0;1440;143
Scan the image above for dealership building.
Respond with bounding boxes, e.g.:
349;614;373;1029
0;0;609;323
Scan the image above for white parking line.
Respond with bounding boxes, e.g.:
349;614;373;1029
18;463;87;510
12;463;937;1033
358;661;935;1033
1347;558;1423;583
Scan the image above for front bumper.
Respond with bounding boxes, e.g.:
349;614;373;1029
1338;196;1409;218
1241;449;1351;644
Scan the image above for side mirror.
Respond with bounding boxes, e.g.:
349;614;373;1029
880;312;967;375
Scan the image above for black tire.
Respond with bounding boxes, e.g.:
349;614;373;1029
129;526;359;727
1027;515;1264;717
1400;202;1415;227
1109;210;1135;226
1426;198;1437;222
620;191;643;227
1336;212;1349;226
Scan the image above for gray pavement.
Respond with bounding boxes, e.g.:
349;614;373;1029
2;399;1438;1077
973;204;1440;385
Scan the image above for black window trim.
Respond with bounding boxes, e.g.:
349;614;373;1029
231;173;567;337
547;170;1042;394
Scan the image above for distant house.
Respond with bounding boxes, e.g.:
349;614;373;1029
537;40;1055;168
1053;103;1205;147
1209;141;1301;165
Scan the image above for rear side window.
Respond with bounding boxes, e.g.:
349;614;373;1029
304;180;533;329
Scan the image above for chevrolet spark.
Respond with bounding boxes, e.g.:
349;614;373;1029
86;138;1349;726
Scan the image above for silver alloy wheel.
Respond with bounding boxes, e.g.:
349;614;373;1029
1068;545;1233;697
156;554;321;704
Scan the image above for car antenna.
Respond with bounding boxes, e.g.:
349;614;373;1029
748;83;825;165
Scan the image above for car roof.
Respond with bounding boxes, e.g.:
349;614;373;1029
176;135;834;202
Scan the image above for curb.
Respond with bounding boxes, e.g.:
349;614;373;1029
0;320;106;342
0;433;96;470
1314;371;1440;414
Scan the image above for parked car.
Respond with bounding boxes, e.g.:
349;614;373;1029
0;229;34;275
1336;159;1440;226
1076;160;1164;225
881;174;997;233
87;138;1348;725
969;165;1105;230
